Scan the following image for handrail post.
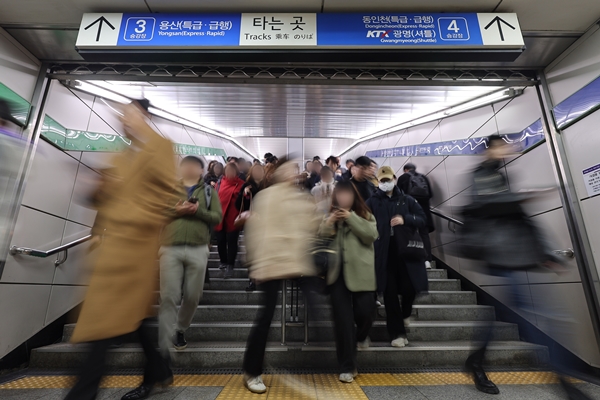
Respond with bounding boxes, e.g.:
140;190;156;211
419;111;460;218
304;292;309;345
280;279;287;345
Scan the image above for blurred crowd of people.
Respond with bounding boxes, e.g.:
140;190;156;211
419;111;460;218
0;96;571;399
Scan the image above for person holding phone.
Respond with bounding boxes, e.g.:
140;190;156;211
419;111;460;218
158;156;222;354
319;180;378;383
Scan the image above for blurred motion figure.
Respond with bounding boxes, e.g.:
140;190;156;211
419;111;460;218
460;135;587;399
242;159;319;394
65;100;177;400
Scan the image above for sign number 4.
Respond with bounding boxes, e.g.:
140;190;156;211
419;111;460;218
438;17;470;41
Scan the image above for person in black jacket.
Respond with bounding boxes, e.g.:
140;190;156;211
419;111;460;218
304;160;323;190
398;163;435;269
235;164;266;291
350;156;375;202
366;166;428;348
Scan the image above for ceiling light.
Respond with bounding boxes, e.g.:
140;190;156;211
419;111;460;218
147;106;259;159
339;87;524;157
67;80;131;104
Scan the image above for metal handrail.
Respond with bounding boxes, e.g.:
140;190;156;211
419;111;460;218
430;208;464;233
10;235;93;267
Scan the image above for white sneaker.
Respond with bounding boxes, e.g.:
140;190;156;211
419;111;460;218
244;375;267;394
339;371;357;383
357;337;371;349
391;337;407;348
404;317;412;326
425;261;432;269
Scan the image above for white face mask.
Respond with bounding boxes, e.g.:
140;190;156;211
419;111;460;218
379;181;395;192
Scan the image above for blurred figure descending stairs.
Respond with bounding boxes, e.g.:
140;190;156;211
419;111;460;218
31;238;548;370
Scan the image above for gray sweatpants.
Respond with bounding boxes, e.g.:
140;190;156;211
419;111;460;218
158;245;209;355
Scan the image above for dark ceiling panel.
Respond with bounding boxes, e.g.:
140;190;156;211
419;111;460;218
5;29;82;61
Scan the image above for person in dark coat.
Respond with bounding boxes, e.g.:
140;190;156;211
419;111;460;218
398;163;435;269
461;135;578;397
350;156;375;202
366;166;428;348
304;160;322;190
235;164;266;291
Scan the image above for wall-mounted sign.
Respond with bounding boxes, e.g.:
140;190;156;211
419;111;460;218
76;12;524;49
582;164;600;197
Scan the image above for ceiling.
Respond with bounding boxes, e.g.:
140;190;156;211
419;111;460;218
89;81;502;139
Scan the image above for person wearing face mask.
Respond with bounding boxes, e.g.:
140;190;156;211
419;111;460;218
366;166;428;348
311;166;337;214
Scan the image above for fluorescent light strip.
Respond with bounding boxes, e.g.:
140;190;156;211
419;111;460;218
339;87;524;157
67;81;257;159
147;107;258;159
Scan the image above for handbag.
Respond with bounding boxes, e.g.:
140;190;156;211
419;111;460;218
393;225;426;259
234;191;253;229
310;236;336;277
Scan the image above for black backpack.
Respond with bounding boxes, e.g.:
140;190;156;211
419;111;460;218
407;171;430;198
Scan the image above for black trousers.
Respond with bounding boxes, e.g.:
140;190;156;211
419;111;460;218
384;252;416;340
419;226;432;262
216;230;239;266
329;273;376;373
243;278;320;377
64;319;170;400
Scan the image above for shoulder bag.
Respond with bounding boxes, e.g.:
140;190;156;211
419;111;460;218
234;191;253;230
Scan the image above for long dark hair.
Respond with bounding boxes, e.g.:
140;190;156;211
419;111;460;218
330;180;372;220
208;161;223;177
246;164;266;190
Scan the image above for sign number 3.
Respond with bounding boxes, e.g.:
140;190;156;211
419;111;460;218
135;19;146;33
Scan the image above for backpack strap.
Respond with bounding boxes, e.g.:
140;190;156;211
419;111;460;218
205;185;212;211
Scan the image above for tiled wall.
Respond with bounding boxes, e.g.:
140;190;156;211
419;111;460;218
343;86;600;366
0;75;253;359
0;28;43;359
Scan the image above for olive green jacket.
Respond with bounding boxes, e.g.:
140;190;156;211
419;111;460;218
161;181;222;246
318;212;378;292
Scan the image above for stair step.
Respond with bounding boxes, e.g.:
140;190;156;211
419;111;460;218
170;304;496;322
199;290;477;306
205;278;461;291
207;267;448;280
30;341;548;369
62;320;517;343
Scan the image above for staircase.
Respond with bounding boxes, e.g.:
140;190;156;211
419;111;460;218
30;242;548;371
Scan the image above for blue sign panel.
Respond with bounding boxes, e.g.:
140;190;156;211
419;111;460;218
77;12;524;49
317;13;483;46
116;14;241;46
365;119;545;159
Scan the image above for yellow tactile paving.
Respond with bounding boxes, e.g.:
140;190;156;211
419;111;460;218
354;373;401;386
267;385;318;399
173;374;232;387
0;371;585;397
268;374;315;387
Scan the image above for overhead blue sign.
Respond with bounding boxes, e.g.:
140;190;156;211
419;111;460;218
316;13;483;47
76;12;524;49
118;14;241;46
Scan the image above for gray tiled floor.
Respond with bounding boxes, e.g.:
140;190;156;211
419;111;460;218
364;383;600;400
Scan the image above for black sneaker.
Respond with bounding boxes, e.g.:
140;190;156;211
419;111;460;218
173;331;187;351
224;264;234;279
246;281;256;292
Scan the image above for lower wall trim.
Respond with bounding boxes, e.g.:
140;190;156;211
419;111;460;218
434;256;600;384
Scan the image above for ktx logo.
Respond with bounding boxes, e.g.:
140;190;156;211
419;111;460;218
367;30;391;38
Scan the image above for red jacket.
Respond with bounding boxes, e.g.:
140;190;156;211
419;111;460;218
215;176;245;232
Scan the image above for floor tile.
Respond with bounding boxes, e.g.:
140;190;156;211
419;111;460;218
174;387;222;400
362;386;429;400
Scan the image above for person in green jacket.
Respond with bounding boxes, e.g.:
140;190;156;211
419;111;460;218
159;156;222;355
318;180;378;384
